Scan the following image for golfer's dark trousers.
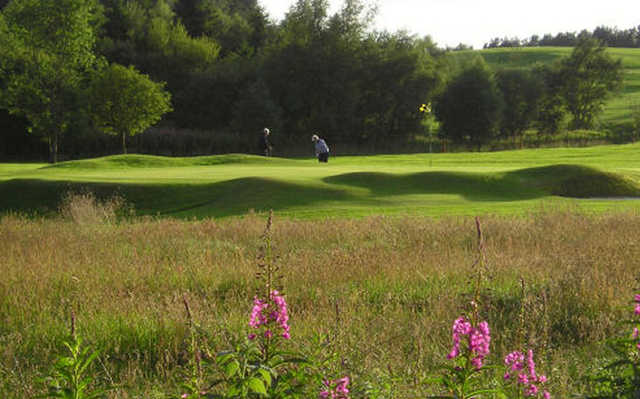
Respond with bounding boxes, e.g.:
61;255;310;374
318;152;329;163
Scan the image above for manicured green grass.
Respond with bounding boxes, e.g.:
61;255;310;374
453;46;640;127
3;144;640;219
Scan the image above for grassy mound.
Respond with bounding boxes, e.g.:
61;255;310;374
511;164;640;198
43;153;295;169
4;151;640;219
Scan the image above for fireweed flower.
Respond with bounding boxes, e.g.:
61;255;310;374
503;349;550;398
319;376;350;399
446;316;491;369
248;290;291;340
504;351;525;374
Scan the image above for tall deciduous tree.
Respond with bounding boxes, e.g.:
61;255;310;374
89;63;172;154
434;58;503;148
559;38;623;129
533;63;567;135
496;68;543;143
0;0;101;163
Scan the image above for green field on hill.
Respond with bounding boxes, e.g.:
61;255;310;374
453;46;640;127
3;143;640;219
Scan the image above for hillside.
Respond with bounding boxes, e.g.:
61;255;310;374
449;46;640;127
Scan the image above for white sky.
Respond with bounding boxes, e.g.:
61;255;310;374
259;0;640;49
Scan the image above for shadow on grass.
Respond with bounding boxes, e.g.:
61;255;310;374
323;164;640;200
505;164;640;198
3;164;638;218
323;171;545;201
0;177;352;218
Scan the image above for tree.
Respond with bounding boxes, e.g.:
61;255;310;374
558;38;623;129
495;68;543;143
434;58;503;148
0;0;101;163
533;64;567;135
89;63;172;154
230;79;283;144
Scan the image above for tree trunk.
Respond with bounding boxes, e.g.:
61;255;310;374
48;133;58;163
122;132;127;154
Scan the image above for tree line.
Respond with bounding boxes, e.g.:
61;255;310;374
0;0;627;162
484;25;640;49
435;38;624;148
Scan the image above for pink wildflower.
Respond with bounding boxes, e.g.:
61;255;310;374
447;317;470;359
446;316;490;369
320;376;350;399
505;351;525;371
506;349;550;398
634;294;640;302
527;349;537;381
248;290;291;340
518;373;529;385
469;321;491;368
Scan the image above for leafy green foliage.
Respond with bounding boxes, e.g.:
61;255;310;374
88;63;172;154
434;58;503;146
495;69;543;140
532;63;567;135
0;0;100;163
42;336;105;399
583;299;640;398
558;38;624;129
207;339;321;399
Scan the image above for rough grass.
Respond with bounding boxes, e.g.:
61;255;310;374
1;203;639;397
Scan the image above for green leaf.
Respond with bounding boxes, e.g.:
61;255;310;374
224;360;240;378
247;377;267;395
257;368;272;388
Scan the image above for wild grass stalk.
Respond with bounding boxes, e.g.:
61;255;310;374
1;207;639;397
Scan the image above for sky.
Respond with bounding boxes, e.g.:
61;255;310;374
259;0;640;49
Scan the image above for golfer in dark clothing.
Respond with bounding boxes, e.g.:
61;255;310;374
259;128;272;156
312;134;329;163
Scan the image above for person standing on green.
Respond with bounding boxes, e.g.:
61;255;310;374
312;134;329;163
259;128;273;156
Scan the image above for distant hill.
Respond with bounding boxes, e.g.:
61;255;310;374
448;47;640;128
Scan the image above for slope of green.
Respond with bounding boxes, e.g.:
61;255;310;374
3;145;640;218
452;46;640;127
43;153;297;169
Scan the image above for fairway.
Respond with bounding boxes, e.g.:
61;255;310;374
3;143;640;219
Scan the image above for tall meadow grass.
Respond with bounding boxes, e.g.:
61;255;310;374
1;197;639;397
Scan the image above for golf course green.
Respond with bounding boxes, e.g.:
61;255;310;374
3;143;640;219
